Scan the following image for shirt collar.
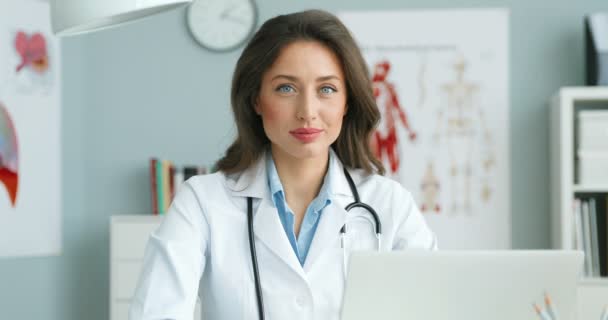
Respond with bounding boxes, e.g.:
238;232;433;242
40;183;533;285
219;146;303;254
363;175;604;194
266;149;335;211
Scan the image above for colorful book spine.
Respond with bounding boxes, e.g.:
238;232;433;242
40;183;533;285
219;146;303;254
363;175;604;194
149;158;211;215
150;158;158;215
169;164;175;201
156;159;164;214
162;160;171;213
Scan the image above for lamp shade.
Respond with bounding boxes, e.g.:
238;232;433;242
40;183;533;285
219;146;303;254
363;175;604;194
50;0;191;36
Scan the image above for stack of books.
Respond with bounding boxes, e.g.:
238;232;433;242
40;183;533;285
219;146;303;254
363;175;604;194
149;158;209;215
573;196;608;277
576;110;608;184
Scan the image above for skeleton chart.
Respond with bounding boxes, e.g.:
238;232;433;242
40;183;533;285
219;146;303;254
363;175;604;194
339;9;510;249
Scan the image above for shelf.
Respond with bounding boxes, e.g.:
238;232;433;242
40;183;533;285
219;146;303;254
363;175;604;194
555;86;608;102
573;185;608;193
580;277;608;286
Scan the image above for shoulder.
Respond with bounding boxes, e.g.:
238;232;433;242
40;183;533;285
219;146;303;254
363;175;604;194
185;171;225;187
171;172;238;217
183;172;228;197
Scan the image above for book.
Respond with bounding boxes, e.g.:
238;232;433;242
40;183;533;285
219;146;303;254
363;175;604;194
589;198;601;277
156;159;164;214
148;159;211;215
169;164;175;201
573;199;584;251
604;195;608;276
162;160;171;214
184;166;199;181
581;200;593;276
150;158;158;215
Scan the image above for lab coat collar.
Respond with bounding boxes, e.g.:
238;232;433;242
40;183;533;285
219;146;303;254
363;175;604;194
225;157;306;279
223;149;271;199
327;147;355;197
224;147;357;199
223;147;363;277
249;192;347;279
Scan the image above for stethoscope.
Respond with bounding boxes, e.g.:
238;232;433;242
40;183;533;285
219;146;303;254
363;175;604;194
246;167;382;320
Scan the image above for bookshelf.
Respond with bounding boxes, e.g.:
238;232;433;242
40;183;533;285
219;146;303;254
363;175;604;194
550;87;608;318
573;185;608;193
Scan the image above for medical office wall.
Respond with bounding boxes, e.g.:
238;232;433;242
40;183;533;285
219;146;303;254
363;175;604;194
0;0;605;320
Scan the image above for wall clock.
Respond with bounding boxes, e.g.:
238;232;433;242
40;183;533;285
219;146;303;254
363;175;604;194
187;0;258;52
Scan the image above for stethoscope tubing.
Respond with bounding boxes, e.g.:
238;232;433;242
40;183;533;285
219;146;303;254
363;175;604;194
247;196;265;320
247;167;382;320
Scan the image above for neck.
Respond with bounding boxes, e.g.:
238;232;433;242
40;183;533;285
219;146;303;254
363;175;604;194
270;146;329;202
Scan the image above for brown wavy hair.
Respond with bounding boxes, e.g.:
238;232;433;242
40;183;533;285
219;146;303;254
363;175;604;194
216;9;385;176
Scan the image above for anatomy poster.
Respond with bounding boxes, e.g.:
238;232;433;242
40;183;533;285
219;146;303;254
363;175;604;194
339;9;510;249
0;0;61;257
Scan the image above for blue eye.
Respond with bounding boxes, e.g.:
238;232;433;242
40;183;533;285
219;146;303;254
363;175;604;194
320;86;337;94
276;85;295;93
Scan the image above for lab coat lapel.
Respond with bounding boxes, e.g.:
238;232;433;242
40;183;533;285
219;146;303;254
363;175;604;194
224;151;268;199
303;150;353;273
253;197;306;279
224;149;306;279
303;201;347;273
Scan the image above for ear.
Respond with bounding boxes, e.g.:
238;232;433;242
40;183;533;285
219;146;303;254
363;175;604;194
343;104;348;117
254;96;261;115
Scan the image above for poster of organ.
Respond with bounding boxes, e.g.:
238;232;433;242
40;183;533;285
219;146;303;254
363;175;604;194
339;9;510;249
0;0;61;257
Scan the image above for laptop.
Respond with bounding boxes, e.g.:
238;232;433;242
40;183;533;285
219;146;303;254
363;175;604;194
341;250;583;320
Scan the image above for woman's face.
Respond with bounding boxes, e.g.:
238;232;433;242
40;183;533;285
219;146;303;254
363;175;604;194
255;40;347;161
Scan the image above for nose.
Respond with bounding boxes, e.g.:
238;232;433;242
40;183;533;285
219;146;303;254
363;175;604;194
295;89;319;121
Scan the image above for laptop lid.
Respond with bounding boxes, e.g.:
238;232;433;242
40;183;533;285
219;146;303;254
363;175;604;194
341;250;583;320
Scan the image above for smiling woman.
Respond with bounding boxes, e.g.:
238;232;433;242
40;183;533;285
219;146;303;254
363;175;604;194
129;9;436;320
254;40;348;161
216;9;383;176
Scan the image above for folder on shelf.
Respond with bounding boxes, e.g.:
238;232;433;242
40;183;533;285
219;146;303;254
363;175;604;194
582;200;593;276
574;196;608;277
589;198;601;277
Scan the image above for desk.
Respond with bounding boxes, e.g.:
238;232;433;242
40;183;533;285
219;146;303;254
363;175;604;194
578;278;608;319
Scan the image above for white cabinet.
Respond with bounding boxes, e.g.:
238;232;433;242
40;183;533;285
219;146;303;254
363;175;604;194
550;87;608;319
110;215;201;320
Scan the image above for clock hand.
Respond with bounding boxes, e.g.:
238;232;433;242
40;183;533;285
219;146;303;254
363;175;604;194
220;4;247;26
224;14;246;25
220;6;236;19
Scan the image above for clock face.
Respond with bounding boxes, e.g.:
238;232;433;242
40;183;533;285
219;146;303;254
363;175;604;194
187;0;257;52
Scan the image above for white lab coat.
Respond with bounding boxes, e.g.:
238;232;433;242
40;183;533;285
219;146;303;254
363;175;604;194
129;149;437;320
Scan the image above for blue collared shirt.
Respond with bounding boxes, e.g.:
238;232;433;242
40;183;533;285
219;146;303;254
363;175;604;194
266;152;333;266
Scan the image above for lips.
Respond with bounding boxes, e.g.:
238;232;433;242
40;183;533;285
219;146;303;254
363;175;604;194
289;128;323;143
290;128;322;134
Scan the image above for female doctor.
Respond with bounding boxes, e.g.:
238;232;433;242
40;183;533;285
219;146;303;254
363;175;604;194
129;9;437;320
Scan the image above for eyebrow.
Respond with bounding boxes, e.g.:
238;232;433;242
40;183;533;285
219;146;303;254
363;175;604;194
270;74;341;82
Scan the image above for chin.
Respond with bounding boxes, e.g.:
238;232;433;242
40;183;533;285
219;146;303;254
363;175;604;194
276;141;330;160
